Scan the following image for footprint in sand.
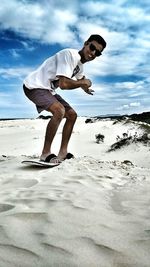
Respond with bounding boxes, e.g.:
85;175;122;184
0;203;15;213
3;178;38;189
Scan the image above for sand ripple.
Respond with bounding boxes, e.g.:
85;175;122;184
0;203;15;213
0;244;39;267
0;155;150;266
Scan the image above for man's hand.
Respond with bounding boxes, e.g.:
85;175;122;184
58;76;94;94
79;78;94;95
84;88;95;95
80;78;92;90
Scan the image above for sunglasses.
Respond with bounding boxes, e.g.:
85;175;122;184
89;43;102;57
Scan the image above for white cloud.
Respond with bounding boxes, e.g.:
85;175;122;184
117;102;141;111
0;0;149;77
20;41;35;51
0;91;23;108
0;0;150;116
10;49;20;59
0;67;33;79
0;0;78;45
130;102;141;107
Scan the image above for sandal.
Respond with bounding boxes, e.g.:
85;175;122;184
44;154;61;164
64;153;74;160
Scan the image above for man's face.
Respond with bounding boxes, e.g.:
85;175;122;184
81;40;104;63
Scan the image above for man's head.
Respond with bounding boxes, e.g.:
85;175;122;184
86;34;106;49
79;34;106;63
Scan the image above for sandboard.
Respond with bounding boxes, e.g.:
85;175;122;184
22;159;60;168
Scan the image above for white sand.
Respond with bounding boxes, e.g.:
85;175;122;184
0;117;150;267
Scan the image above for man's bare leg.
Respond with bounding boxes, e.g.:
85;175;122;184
57;108;77;160
40;102;65;160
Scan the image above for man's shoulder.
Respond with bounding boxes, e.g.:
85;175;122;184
58;48;79;57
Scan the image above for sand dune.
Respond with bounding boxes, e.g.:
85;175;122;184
0;117;150;267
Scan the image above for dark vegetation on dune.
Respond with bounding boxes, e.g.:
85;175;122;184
86;111;150;151
85;111;150;125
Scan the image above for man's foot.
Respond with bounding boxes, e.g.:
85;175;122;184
64;153;74;160
58;152;74;161
41;154;61;164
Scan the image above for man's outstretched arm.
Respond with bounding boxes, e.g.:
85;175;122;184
58;76;94;95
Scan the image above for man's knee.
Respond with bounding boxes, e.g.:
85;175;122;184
66;109;77;121
48;102;65;120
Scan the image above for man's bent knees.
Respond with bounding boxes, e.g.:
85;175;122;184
47;102;65;120
65;109;77;122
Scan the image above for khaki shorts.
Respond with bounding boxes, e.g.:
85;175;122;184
23;84;72;113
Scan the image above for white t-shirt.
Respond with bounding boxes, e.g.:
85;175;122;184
24;48;84;94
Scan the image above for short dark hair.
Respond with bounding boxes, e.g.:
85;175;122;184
87;34;106;49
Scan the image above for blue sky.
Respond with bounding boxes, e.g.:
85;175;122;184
0;0;150;118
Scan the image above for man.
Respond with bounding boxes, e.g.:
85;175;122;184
23;34;106;163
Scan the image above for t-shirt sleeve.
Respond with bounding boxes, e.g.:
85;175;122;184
75;65;84;80
55;50;79;78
